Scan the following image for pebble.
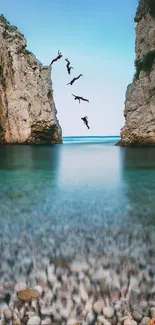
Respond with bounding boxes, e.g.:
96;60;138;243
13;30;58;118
13;309;19;319
150;309;155;318
92;269;107;281
27;316;41;325
15;283;27;292
67;318;77;325
133;310;143;321
124;319;137;325
97;316;106;324
140;301;148;310
3;281;14;290
86;311;95;324
34;285;43;296
40;307;53;316
114;303;121;312
3;308;12;320
13;320;21;325
85;301;93;313
103;307;114;318
93;300;105;314
41;318;51;325
60;308;70;319
18;288;40;302
37;271;47;287
104;320;111;325
52;311;61;321
79;284;88;302
141;317;151;325
47;265;57;284
19;306;25;319
26;311;36;317
72;294;81;304
70;261;89;273
31;299;38;311
79;272;85;280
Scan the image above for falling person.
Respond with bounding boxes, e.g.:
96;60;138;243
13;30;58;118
50;50;63;66
81;116;90;129
67;74;83;85
72;94;89;103
65;58;73;75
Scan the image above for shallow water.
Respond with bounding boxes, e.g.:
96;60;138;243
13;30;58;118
0;138;155;233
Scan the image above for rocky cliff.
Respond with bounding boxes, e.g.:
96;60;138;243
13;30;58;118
0;15;62;144
118;0;155;146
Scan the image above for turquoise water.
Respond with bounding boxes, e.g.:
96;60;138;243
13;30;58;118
0;136;155;232
63;136;120;144
0;136;155;262
0;136;155;317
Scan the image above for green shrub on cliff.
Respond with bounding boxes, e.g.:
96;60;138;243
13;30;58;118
0;14;19;35
24;48;33;56
0;14;10;25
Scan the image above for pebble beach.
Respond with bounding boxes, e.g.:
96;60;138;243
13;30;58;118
0;222;155;325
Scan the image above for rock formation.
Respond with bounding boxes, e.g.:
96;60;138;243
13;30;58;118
118;0;155;146
0;15;62;144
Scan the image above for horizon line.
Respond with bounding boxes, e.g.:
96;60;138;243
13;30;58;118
62;135;120;138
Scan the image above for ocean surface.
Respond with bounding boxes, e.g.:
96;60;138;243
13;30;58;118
0;136;155;263
63;136;120;144
0;135;155;231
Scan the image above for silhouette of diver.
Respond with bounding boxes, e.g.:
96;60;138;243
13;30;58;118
50;50;63;66
67;74;83;85
65;58;73;75
81;116;90;129
72;94;89;103
68;66;73;75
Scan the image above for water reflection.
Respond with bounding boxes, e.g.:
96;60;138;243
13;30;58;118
0;145;60;171
58;144;122;187
0;145;60;230
120;147;155;226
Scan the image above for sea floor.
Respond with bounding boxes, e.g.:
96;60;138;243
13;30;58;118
0;221;155;325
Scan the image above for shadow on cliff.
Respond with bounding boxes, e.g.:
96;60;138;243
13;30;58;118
120;146;155;226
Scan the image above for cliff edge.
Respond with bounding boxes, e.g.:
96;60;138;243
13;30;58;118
118;0;155;146
0;15;62;144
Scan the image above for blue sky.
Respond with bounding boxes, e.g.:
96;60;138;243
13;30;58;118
1;0;138;136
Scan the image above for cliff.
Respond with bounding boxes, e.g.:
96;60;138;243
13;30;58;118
0;15;62;144
118;0;155;146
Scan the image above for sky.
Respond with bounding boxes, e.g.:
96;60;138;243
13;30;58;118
1;0;138;136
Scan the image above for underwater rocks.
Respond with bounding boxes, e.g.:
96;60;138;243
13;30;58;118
0;223;154;324
17;288;40;302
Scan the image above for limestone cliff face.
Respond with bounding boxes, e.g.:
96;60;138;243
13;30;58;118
118;0;155;146
0;15;62;144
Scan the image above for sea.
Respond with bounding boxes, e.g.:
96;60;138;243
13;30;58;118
0;135;155;229
0;136;155;294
